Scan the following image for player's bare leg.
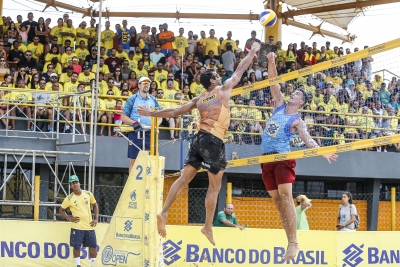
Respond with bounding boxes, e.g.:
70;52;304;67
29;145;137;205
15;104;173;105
201;170;224;246
269;183;299;261
157;164;198;237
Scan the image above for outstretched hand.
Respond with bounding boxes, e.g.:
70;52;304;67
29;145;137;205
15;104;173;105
137;105;152;116
322;153;338;164
251;42;261;53
267;52;277;61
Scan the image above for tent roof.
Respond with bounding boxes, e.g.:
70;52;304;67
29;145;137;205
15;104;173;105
284;0;367;30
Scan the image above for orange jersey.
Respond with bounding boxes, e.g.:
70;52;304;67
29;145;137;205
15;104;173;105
196;88;230;140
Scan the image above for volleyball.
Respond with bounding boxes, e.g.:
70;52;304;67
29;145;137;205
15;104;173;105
259;9;277;27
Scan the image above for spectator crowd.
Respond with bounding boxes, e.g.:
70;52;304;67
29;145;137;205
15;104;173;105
0;12;399;150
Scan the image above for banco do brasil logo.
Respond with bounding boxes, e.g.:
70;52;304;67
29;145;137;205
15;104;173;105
163;240;182;265
343;244;364;267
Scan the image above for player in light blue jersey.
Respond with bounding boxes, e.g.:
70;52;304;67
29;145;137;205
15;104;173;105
261;52;338;261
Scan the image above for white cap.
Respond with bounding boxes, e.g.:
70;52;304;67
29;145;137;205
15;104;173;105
138;76;151;84
50;73;58;77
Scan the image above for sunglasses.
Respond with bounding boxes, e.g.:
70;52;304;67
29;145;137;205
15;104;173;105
39;82;46;85
141;81;150;85
149;74;154;76
115;70;121;72
0;60;5;62
157;92;164;94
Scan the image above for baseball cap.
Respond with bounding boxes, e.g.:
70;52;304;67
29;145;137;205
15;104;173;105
129;50;134;55
50;73;58;77
68;175;79;183
83;65;90;69
139;77;151;84
66;65;74;70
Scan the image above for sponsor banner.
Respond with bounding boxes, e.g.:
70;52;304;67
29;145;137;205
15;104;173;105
0;220;108;267
336;232;400;267
2;222;400;266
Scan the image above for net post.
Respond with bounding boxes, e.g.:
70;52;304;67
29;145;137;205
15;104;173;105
150;117;155;156
391;187;396;231
33;175;40;221
226;182;232;204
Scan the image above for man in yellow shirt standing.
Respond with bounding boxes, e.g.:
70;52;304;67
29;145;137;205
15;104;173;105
75;21;91;49
220;31;237;54
101;21;115;55
203;29;221;60
59;175;98;267
61;19;76;48
27;36;44;60
174;27;188;57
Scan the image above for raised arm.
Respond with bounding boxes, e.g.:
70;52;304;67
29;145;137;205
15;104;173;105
138;97;199;118
222;42;260;91
267;52;285;106
295;118;338;163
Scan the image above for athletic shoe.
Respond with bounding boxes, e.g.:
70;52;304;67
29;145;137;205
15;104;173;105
30;126;34;131
48;126;53;132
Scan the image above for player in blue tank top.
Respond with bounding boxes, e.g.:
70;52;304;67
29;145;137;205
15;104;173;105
261;52;338;261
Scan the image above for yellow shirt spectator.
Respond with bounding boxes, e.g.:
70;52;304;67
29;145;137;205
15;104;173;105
221;39;237;52
284;51;296;63
87;98;106;110
104;99;116;111
134;68;148;80
59;73;72;85
247;108;263;121
97;80;108;96
174;36;188;56
61;52;78;67
78;72;95;84
76;27;90;46
92;64;110;76
63;81;79;93
161;80;179;90
164;89;178;100
190;82;206;96
143;61;154;71
10;91;32;103
276;48;285;64
50;26;64;45
75;48;90;61
116;50;128;61
44;53;61;63
316;52;330;62
203;37;220;56
127;58;137;71
133;53;142;62
230;107;248;118
304;84;316;96
26;43;44;60
11;43;27;53
336;102;349;119
158;101;170;110
101;29;115;50
61;26;76;45
154;70;168;83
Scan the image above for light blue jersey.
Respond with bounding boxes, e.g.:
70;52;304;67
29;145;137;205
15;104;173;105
262;104;300;154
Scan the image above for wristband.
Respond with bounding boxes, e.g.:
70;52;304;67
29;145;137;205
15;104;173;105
131;121;143;133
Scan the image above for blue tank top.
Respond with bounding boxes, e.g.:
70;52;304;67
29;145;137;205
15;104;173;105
262;104;300;153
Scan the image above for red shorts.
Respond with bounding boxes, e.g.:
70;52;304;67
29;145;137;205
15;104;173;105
261;159;296;191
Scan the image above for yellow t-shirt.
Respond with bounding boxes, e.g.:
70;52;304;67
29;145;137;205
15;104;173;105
61;52;78;66
92;64;110;75
44;53;61;63
143;61;154;71
303;84;316;96
97;80;108;95
133;53;142;62
161;80;179;90
64;81;79;93
221;39;237;52
316;52;330;62
276;48;285;64
76;28;90;46
127;58;137;70
104;99;117;110
45;82;64;92
59;73;72;85
134;68;148;80
284;51;296;62
26;43;44;59
190;82;205;96
203;37;220;55
154;70;168;83
50;26;64;45
230;107;248;118
10;43;27;53
163;89;178;100
174;36;188;56
336;103;349;119
10;91;32;103
78;72;95;84
116;51;128;61
158;101;170;110
101;30;115;50
75;48;90;61
326;49;334;58
60;190;96;230
87;27;97;38
247;108;263;121
87;98;106;110
61;26;76;46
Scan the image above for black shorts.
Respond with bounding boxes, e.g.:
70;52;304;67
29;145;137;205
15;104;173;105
184;131;227;174
70;229;97;248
